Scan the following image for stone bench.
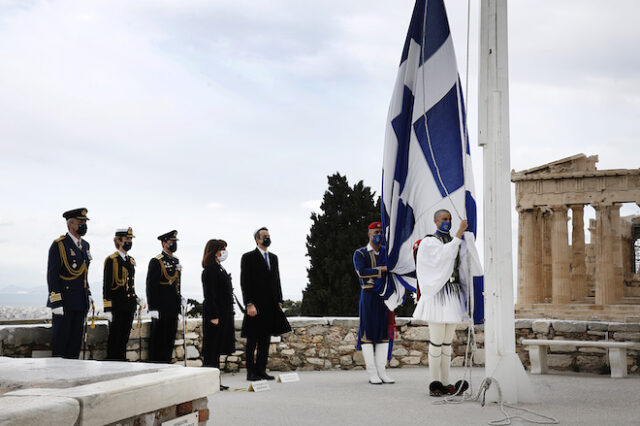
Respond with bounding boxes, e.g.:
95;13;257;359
522;339;635;378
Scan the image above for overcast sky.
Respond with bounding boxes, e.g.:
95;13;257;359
1;0;639;307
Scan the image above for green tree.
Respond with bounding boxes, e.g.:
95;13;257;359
282;299;302;317
301;172;417;317
301;173;381;316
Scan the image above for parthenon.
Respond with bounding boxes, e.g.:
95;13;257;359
512;154;640;320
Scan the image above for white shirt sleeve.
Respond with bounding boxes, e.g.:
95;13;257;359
415;235;462;298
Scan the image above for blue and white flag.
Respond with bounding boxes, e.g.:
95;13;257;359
381;0;482;319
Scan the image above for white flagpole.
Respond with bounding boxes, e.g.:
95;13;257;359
478;0;534;403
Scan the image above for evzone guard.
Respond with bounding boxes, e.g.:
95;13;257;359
413;209;481;396
353;221;395;384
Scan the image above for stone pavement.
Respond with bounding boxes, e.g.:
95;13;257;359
209;367;640;426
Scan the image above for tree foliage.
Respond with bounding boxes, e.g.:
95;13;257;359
301;172;416;316
301;173;379;315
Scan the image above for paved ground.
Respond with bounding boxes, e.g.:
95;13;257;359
208;367;640;426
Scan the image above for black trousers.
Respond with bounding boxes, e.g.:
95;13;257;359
106;310;135;361
149;312;178;363
52;310;86;359
245;333;271;374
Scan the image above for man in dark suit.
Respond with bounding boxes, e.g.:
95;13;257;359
240;227;291;381
103;227;142;361
146;230;183;363
47;207;94;358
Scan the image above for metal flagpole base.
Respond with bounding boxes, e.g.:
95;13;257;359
484;352;536;404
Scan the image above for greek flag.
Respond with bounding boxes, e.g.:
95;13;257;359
381;0;483;321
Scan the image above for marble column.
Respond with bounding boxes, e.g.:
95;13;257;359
569;205;587;302
611;204;623;300
518;208;541;305
594;204;617;305
541;210;553;302
551;205;571;304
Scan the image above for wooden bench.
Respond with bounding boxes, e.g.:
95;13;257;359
521;339;635;378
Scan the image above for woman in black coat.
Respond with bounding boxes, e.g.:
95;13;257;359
201;239;236;390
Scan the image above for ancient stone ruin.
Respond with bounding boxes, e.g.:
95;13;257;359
512;154;640;321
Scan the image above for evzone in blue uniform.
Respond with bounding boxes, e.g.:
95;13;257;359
47;208;94;359
353;221;394;384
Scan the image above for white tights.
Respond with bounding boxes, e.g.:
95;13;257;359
428;322;456;384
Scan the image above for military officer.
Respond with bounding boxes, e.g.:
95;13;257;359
47;207;94;359
103;227;142;361
146;230;183;363
353;221;394;384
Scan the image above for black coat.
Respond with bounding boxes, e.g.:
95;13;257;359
103;252;137;312
240;248;291;338
201;263;236;356
146;252;181;316
46;234;92;312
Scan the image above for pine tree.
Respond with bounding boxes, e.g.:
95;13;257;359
300;174;414;318
301;173;379;315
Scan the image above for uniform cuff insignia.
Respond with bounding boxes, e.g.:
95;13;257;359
49;292;62;303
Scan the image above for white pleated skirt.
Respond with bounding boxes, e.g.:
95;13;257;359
413;282;468;324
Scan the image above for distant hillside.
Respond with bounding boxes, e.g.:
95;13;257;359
0;285;47;307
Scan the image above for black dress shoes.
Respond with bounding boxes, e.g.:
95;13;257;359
220;384;229;391
259;372;275;381
246;372;261;381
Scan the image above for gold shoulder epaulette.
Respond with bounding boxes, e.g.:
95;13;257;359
109;252;119;259
155;254;164;260
54;235;65;242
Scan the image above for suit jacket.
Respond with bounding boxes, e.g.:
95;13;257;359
103;252;137;312
46;234;92;311
240;248;290;337
146;251;181;316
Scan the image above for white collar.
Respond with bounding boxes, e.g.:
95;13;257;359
67;232;81;247
257;246;269;256
118;249;127;259
366;243;379;255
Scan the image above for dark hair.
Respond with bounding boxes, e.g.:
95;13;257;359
434;209;451;220
254;227;268;240
202;239;227;267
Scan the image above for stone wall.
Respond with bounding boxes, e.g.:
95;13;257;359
1;318;639;375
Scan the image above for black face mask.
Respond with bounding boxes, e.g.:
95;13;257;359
168;242;177;253
122;241;133;252
262;237;271;247
77;224;88;236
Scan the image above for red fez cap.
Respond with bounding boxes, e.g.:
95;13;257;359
368;221;382;230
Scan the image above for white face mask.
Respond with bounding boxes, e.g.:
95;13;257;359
217;250;228;262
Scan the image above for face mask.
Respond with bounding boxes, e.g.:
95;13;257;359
262;237;271;247
122;241;133;252
438;221;451;233
168;242;177;253
217;250;228;262
372;234;384;245
77;223;88;236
